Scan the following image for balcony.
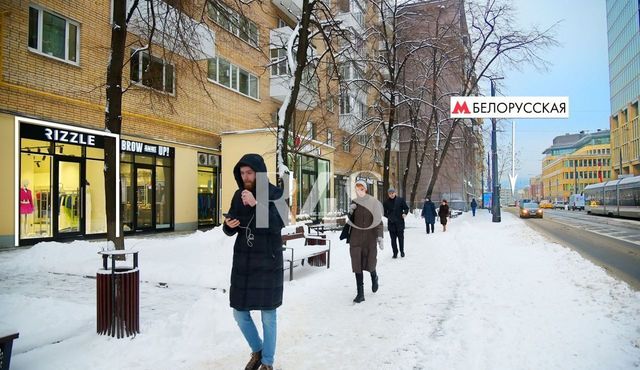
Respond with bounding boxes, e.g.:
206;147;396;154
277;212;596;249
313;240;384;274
269;28;318;109
128;0;215;60
271;0;302;24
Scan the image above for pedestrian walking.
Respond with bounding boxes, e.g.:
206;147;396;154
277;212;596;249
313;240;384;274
421;197;437;234
470;198;478;217
347;180;384;303
438;199;450;232
383;187;409;258
223;153;286;370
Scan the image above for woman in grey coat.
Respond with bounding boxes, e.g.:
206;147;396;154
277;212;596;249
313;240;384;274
347;180;384;303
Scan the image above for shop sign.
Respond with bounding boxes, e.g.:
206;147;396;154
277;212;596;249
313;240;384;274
21;123;104;147
121;139;173;157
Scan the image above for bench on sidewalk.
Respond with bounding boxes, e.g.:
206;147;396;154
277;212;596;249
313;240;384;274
0;332;19;370
281;226;331;281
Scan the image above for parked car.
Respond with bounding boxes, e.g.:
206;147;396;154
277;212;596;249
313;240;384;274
553;201;567;210
539;201;553;209
519;202;543;218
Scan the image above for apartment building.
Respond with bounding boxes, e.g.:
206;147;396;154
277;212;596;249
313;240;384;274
0;0;387;247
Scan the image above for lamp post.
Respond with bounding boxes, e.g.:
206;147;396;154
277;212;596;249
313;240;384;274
490;77;504;222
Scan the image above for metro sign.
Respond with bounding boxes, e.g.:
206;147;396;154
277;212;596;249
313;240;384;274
450;96;569;119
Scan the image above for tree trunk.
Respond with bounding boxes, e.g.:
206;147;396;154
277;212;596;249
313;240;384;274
400;121;414;198
383;95;396;194
278;0;311;185
104;0;129;250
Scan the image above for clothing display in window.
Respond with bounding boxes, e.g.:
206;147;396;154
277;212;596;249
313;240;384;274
20;187;34;214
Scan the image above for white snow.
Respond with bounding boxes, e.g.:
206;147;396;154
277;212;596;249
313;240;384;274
1;212;639;369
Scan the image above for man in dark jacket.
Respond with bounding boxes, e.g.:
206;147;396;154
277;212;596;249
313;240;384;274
470;198;478;216
383;187;409;258
421;197;437;234
223;153;285;370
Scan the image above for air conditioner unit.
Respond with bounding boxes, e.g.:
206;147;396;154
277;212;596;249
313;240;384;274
198;153;208;166
208;154;219;167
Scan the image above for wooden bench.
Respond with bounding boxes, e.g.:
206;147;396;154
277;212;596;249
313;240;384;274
281;226;331;281
0;332;19;370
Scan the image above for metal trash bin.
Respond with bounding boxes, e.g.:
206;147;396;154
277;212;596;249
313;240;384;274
97;250;139;338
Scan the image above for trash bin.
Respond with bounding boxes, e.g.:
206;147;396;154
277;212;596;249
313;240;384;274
0;332;19;370
97;250;139;338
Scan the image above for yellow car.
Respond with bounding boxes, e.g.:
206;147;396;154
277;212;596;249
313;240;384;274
539;201;553;209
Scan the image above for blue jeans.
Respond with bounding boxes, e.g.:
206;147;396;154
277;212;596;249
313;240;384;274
233;309;277;366
472;208;476;216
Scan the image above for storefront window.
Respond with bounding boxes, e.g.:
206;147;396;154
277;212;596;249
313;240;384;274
20;139;53;239
198;165;218;227
156;166;172;229
119;140;174;232
294;154;330;219
334;175;349;214
85;159;106;234
121;163;134;231
18;121;114;244
55;142;81;157
57;160;81;234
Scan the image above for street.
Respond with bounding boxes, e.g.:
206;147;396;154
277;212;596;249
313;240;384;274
506;207;640;290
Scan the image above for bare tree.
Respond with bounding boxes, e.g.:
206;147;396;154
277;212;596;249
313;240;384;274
105;0;215;249
401;0;557;200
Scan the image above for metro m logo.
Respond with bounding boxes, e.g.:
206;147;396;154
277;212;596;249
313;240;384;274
452;101;470;114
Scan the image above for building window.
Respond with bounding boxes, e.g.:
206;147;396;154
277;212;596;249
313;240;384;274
305;121;316;139
270;49;289;76
208;56;260;99
340;92;352;114
207;2;259;48
28;6;79;64
130;50;175;94
277;18;289;28
327;129;334;146
343;138;351;152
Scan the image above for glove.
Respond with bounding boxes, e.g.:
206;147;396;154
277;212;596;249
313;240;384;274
377;237;384;250
349;203;357;214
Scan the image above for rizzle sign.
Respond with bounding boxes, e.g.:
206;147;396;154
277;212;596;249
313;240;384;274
450;96;569;119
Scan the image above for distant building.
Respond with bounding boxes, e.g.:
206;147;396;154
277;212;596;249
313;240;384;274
500;187;514;206
529;175;543;202
541;130;613;202
606;0;640;177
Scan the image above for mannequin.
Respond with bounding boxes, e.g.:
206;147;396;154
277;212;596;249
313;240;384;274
20;180;34;236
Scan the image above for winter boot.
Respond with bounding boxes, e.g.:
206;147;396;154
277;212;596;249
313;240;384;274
258;365;273;370
245;351;262;370
371;271;379;293
353;273;365;303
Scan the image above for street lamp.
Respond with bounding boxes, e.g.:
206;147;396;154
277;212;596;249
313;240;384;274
490;77;504;222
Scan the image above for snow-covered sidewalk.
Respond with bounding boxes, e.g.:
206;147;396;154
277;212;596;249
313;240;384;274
0;212;639;369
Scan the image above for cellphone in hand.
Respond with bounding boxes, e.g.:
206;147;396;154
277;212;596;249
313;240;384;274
223;213;235;219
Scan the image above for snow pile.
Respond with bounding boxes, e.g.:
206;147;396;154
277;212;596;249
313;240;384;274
0;212;638;369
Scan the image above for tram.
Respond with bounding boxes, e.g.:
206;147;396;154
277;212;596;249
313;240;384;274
584;175;640;219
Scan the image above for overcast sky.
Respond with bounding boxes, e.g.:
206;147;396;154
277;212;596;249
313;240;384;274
478;0;611;188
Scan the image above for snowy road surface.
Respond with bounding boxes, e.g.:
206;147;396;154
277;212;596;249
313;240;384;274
0;212;639;369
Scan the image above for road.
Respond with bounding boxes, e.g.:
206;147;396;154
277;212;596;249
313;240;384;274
505;207;640;290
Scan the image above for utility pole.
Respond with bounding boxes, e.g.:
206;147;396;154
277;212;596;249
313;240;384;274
490;77;503;222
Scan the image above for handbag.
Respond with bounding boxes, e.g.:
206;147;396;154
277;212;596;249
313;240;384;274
339;223;351;242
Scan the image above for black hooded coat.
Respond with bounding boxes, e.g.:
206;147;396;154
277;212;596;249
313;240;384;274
223;154;285;311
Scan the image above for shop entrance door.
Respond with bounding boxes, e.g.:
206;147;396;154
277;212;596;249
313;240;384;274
134;165;155;230
54;158;84;237
300;170;318;218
